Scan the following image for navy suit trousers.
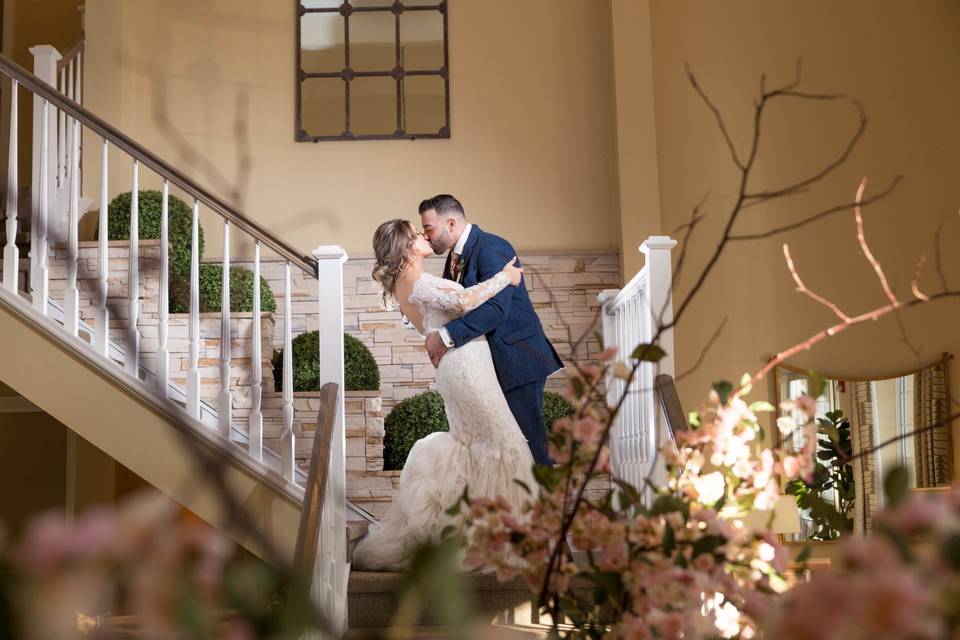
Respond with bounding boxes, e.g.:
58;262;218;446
504;378;552;466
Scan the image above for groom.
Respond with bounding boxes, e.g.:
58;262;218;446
420;194;563;465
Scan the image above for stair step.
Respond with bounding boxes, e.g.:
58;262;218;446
348;571;536;630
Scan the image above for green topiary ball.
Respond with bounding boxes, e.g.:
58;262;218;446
272;332;380;393
543;391;576;430
103;190;203;278
383;391;448;470
169;264;277;314
381;390;578;469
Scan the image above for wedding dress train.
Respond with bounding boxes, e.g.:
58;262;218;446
352;272;536;571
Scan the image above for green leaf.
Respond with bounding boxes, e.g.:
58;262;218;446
631;343;667;362
941;534;960;570
691;535;726;557
651;494;688;517
801;493;849;535
739;372;753;396
807;371;826;399
533;464;564;492
712;380;734;405
750;401;776;413
570;376;586;399
612;478;644;511
593;331;605;350
513;479;532;495
884;465;909;508
661;523;676;557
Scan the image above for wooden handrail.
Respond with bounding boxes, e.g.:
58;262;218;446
0;51;317;276
293;382;339;582
57;38;84;73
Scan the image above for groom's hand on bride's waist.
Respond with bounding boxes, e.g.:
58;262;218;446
426;331;449;368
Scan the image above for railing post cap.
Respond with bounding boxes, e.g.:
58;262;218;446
597;289;620;305
640;235;677;254
313;245;348;263
28;45;62;61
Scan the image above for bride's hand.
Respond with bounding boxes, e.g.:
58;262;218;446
502;257;523;286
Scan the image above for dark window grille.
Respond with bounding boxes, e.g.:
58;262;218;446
296;1;450;142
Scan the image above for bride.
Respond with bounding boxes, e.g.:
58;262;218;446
352;219;537;571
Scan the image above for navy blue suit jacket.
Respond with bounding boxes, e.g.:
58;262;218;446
442;226;563;391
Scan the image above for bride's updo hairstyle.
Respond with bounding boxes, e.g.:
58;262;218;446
372;218;417;309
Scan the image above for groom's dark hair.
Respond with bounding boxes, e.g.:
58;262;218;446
419;194;465;219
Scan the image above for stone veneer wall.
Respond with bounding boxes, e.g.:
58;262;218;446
251;251;621;413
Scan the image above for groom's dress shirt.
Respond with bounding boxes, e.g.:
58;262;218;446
438;224;473;347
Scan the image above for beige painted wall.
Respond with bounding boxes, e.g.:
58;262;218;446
81;0;620;258
639;1;960;468
610;0;661;280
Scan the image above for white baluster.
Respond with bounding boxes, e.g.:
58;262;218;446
29;46;59;305
3;79;18;293
218;220;231;437
74;52;83;190
281;260;294;480
57;69;65;188
186;199;201;419
94;139;110;356
249;240;263;462
125;162;139;376
156;180;170;396
63;118;80;337
32;100;50;315
313;244;348;625
65;62;74;198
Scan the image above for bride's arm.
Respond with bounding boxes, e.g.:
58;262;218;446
434;272;511;314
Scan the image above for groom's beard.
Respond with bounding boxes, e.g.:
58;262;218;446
431;229;453;255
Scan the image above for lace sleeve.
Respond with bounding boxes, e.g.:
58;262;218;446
414;272;512;316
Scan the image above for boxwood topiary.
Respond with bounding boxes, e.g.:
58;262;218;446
544;391;576;430
382;389;578;469
383;391;448;471
272;332;380;393
103;190;203;278
169;263;277;314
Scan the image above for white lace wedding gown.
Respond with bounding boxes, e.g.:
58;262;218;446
353;272;536;571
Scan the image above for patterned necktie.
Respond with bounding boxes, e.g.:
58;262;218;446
450;252;461;281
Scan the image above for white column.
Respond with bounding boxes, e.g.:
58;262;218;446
249;240;263;462
29;46;60;308
640;236;676;378
125;163;140;376
281;261;294;480
156;180;170;396
63;118;80;337
94;139;110;356
639;235;676;488
186;199;201;419
313;244;348;627
218;220;231;437
3;79;18;293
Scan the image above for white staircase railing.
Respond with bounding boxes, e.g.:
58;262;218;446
597;236;676;492
0;52;349;631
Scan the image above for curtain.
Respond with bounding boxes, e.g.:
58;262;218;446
914;362;952;488
851;381;879;534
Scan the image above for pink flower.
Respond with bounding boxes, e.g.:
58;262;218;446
796;394;816;418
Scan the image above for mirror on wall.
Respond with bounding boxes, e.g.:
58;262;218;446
296;0;450;141
774;355;953;542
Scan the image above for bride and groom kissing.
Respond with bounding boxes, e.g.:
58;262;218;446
353;194;564;571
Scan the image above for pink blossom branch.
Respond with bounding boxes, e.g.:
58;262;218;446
854;178;898;305
783;244;851;321
912;254;931;302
